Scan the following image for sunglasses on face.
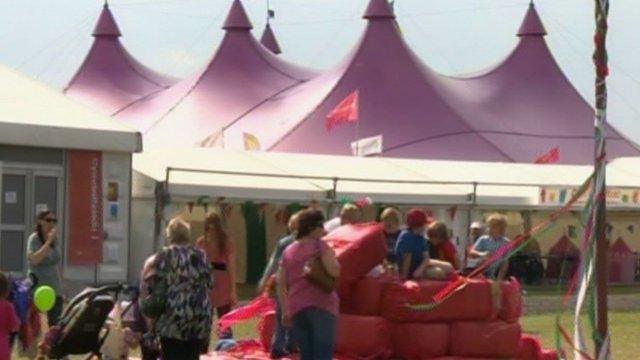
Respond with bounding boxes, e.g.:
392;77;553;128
44;218;58;224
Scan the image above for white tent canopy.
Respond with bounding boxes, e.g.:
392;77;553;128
133;148;640;207
0;65;141;153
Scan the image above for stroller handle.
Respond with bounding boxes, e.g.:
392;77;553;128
62;284;139;320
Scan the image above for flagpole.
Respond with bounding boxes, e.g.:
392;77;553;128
593;0;609;357
355;116;360;156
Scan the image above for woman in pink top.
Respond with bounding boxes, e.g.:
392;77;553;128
278;209;340;360
0;272;20;360
196;212;237;337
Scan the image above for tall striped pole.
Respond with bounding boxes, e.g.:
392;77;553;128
593;0;610;357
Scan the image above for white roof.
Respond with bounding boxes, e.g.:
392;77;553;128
133;148;640;206
0;66;141;153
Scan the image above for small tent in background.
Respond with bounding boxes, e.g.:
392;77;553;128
545;235;580;282
609;237;637;284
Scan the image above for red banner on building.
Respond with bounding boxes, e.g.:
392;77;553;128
68;150;103;265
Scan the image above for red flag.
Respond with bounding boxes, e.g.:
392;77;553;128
534;147;560;164
325;90;359;131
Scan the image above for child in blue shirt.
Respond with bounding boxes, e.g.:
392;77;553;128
469;213;510;279
395;209;430;280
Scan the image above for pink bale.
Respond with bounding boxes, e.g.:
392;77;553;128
335;314;393;359
450;321;522;358
497;277;523;323
381;279;494;323
392;323;450;359
346;275;396;316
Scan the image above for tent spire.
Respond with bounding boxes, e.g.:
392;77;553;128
92;2;122;37
260;23;282;55
223;0;253;31
517;1;547;37
363;0;396;20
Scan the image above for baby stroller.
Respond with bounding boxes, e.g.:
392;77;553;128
42;283;138;360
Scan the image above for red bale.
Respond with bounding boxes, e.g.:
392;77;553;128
392;323;450;359
450;321;522;358
497;277;523;323
324;223;387;283
520;334;543;360
347;275;396;316
381;279;494;323
335;314;393;359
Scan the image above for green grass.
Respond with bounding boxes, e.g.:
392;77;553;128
522;284;640;297
521;311;640;359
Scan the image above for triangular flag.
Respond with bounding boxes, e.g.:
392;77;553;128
534;147;560;164
448;206;458;220
351;134;383;156
187;202;195;214
243;132;261;151
199;130;224;147
326;90;359;131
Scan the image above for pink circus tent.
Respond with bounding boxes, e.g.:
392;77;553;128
64;4;177;115
221;0;639;164
260;23;282;55
114;0;316;149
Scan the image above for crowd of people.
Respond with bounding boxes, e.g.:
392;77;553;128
1;206;511;360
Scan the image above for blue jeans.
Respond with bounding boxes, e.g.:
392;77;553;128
271;298;294;357
292;307;336;360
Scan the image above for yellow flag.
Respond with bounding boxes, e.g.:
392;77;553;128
243;132;261;151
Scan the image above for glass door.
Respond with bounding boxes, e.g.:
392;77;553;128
0;172;28;273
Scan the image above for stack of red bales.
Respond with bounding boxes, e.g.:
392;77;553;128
258;223;557;359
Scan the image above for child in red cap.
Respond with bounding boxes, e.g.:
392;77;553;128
395;210;457;280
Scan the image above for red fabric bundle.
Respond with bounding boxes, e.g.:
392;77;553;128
392;323;450;359
335;314;393;359
450;321;522;358
499;278;523;323
520;334;543;360
381;280;494;323
257;311;276;351
324;223;387;283
218;294;274;333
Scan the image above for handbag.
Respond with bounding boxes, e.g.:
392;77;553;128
304;239;337;293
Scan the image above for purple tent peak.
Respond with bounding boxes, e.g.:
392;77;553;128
517;1;547;37
223;0;253;31
363;0;395;20
260;23;282;55
92;3;121;37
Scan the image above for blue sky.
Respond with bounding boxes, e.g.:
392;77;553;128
1;0;639;143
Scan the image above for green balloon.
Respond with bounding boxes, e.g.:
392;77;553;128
34;286;56;313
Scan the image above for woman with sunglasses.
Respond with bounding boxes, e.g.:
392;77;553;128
27;210;64;326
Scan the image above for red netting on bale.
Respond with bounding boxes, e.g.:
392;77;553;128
325;223;387;283
497;277;523;323
381;280;494;323
345;275;396;316
392;323;450;359
450;321;522;358
335;314;393;359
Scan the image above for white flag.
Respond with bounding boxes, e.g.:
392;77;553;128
351;135;383;157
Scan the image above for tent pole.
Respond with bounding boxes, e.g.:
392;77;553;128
593;0;609;356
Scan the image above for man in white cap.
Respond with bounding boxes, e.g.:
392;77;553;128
464;221;485;270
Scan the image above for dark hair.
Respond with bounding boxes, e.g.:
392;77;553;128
35;210;55;245
296;209;325;239
204;212;229;253
0;271;9;299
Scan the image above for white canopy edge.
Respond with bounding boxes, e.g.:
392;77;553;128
133;148;640;207
0;65;141;153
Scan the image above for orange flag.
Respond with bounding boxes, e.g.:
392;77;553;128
534;147;560;164
325;90;359;131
